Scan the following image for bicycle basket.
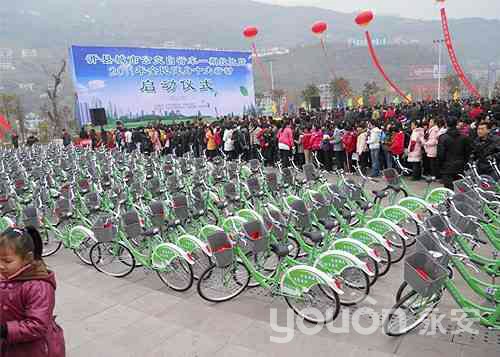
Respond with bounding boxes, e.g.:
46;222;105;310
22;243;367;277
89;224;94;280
223;183;239;201
0;196;15;212
23;206;40;229
14;179;26;194
122;210;142;238
450;203;480;236
310;192;331;220
415;233;449;268
246;177;261;196
289;199;311;229
78;179;90;193
55;198;73;219
227;161;239;178
163;163;174;176
148;177;162;196
206;230;234;268
303;163;316;183
249;159;260;172
453;179;472;195
451;192;481;211
265;172;278;192
92;216;117;243
191;189;206;213
263;206;286;240
149;201;166;227
281;167;294;186
382;169;400;186
86;192;101;211
171;194;190;221
166;175;180;193
242;220;269;254
424;215;454;243
404;252;447;298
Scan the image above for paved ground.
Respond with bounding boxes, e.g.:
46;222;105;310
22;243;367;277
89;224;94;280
47;178;500;357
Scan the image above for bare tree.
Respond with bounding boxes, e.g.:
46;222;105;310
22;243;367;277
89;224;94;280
15;97;26;142
44;60;67;135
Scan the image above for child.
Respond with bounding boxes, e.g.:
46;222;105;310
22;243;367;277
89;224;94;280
0;227;65;357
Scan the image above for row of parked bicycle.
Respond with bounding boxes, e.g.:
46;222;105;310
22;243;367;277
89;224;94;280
0;144;498;328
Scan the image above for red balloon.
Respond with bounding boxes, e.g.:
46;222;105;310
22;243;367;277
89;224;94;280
243;26;258;39
311;21;328;35
355;10;374;27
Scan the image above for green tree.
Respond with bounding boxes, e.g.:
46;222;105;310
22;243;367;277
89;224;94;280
362;81;381;106
301;84;320;108
493;79;500;98
329;77;352;106
445;74;462;98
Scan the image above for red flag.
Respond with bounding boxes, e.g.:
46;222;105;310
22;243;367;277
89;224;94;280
0;115;12;132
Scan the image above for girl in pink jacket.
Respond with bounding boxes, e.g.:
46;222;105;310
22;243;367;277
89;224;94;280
424;118;441;178
407;120;426;181
0;227;65;357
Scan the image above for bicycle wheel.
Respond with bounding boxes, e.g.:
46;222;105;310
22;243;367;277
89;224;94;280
90;241;135;278
286;236;301;260
359;255;379;286
337;267;370;306
41;228;63;257
285;283;340;324
156;257;194;292
383;230;407;264
190;249;212;280
247;250;279;288
383;290;440;336
72;229;98;265
197;262;250;302
372;244;391;277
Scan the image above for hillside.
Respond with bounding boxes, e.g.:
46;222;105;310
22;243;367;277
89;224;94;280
0;0;498;113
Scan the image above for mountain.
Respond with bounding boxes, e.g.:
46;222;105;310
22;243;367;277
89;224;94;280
1;0;499;62
0;0;499;113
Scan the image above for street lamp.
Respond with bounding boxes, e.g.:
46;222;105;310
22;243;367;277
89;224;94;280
433;39;445;101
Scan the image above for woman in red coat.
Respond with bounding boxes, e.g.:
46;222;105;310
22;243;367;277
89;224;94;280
389;123;405;163
0;227;65;357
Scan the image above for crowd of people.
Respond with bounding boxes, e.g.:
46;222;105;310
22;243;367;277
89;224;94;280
73;98;500;190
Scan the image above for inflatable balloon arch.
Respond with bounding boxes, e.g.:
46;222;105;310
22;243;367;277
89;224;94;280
244;0;481;111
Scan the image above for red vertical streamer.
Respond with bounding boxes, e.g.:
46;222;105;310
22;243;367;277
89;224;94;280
365;31;411;103
440;7;480;98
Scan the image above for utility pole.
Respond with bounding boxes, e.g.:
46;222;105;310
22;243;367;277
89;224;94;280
433;39;445;101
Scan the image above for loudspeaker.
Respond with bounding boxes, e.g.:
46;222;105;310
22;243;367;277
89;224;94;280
310;96;321;110
89;108;107;126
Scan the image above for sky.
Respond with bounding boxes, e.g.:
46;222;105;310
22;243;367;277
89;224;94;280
256;0;500;20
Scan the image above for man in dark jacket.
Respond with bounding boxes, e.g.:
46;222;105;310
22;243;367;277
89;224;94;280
437;117;472;190
472;121;500;176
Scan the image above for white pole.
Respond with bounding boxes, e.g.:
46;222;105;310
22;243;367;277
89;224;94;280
437;39;442;101
270;61;275;92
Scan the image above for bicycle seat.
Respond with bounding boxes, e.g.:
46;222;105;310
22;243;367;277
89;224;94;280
372;190;388;199
167;219;182;228
422;176;436;184
192;210;205;219
303;230;324;244
270;243;290;258
319;218;338;231
357;200;373;211
217;201;228;210
142;228;159;237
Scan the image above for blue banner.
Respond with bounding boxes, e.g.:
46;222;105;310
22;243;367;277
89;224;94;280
69;46;256;125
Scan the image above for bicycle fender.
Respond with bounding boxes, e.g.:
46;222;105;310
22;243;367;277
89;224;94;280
366;218;410;241
152;242;195;269
398;197;438;215
280;265;344;296
178;234;212;257
348;228;394;252
69;225;96;248
314;249;375;277
330;238;381;263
